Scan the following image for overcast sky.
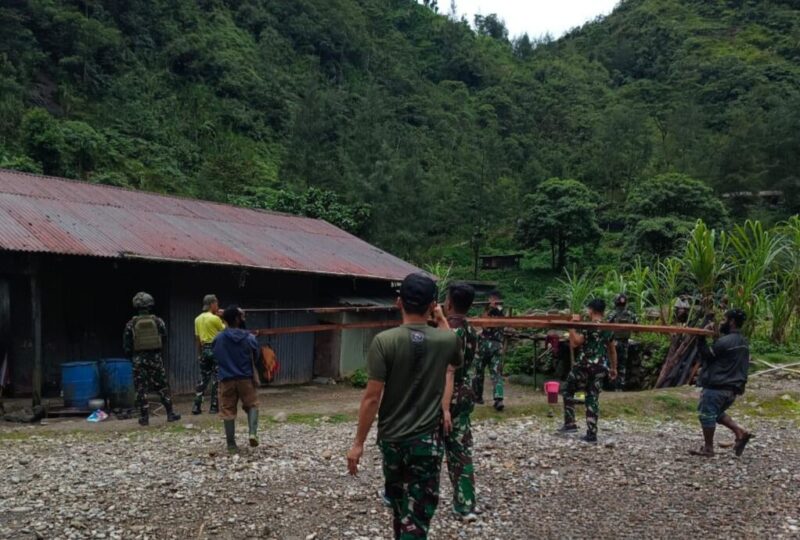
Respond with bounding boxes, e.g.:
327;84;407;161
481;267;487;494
450;0;620;39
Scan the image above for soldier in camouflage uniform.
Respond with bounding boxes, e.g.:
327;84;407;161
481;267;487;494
347;273;460;539
473;291;505;411
123;292;181;426
606;293;638;391
559;298;617;443
444;282;480;521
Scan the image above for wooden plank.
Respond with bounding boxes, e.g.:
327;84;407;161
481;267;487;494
31;274;42;407
243;305;397;314
250;317;712;337
468;318;714;336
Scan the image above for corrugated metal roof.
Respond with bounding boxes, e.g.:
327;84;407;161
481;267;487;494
0;169;423;281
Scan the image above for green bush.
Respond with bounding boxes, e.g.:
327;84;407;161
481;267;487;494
504;343;535;376
349;368;369;388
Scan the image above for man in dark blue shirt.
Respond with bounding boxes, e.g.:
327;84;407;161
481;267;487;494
213;306;260;453
692;309;752;458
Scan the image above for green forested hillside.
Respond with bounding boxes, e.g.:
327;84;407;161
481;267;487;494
1;0;799;259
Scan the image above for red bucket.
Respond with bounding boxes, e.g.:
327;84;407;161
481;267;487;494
544;380;560;404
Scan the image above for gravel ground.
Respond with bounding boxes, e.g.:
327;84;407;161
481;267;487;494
1;408;798;540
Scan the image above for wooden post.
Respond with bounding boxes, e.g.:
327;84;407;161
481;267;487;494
31;274;42;407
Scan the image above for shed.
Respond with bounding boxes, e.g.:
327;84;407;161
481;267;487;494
0;169;420;402
479;254;522;270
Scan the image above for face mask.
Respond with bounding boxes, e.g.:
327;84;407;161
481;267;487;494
720;322;731;335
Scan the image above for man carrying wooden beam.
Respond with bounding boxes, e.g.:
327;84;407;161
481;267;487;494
347;273;461;539
443;282;480;522
559;298;617;443
691;308;753;457
474;290;506;411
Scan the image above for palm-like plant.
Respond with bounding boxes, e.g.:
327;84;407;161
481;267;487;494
724;220;784;336
626;256;651;320
770;216;800;342
648;257;683;325
684;220;728;313
556;264;599;315
423;261;454;302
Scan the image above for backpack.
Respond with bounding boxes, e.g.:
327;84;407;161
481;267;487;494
133;315;162;351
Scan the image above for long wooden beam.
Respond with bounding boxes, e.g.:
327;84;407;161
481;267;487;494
469;318;714;336
251;317;712;337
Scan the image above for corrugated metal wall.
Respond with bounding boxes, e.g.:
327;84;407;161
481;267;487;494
249;312;316;385
339;312;396;376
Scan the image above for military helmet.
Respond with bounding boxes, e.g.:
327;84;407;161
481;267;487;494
132;291;155;309
614;293;628;306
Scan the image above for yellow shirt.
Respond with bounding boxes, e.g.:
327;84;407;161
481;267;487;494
195;311;225;344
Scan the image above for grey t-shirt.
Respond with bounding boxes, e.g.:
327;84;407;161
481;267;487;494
367;323;462;443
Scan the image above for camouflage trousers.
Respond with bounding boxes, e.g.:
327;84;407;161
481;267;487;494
473;340;504;401
379;429;444;539
444;402;476;514
132;351;174;416
563;362;607;436
193;345;219;409
613;339;630;391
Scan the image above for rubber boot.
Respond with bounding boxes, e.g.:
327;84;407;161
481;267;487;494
138;408;149;427
191;400;202;415
224;419;238;453
165;404;181;422
247;409;259;447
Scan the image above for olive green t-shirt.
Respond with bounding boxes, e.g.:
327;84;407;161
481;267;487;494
367;323;462;443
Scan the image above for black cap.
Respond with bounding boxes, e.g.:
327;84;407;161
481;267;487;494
399;273;437;309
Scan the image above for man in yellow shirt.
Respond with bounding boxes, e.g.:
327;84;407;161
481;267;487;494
192;294;225;415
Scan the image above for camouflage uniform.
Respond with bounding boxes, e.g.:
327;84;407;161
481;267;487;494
607;306;638;391
445;315;479;515
380;430;444;539
473;317;504;403
123;312;176;422
193;345;219;411
562;328;614;437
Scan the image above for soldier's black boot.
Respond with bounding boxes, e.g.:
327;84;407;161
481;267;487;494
138;409;149;427
247;409;259;447
191;400;202;415
224;419;237;453
493;398;505;411
209;402;219;415
165;404;181;422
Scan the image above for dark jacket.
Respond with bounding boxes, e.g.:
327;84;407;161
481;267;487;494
212;328;259;381
698;330;750;394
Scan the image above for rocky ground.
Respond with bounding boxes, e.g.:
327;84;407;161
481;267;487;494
0;382;798;539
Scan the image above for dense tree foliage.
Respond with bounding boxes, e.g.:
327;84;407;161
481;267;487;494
515;178;601;270
0;0;798;260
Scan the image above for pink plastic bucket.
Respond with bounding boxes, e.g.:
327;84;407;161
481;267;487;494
544;381;560;404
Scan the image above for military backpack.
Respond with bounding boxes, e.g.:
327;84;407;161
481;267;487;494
133;315;162;351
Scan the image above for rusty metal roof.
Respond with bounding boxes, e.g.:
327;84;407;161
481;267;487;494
0;169;422;281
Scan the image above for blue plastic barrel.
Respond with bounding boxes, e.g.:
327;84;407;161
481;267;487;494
61;361;100;409
99;359;135;409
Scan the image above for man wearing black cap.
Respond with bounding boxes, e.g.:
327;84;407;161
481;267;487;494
691;308;753;457
347;273;462;539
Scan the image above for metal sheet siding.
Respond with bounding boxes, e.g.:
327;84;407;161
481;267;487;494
0;169;422;280
167;289;201;394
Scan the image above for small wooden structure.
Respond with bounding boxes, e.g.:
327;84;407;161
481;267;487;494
479;254;522;270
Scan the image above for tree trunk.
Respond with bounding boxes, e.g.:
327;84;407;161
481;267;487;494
557;236;567;270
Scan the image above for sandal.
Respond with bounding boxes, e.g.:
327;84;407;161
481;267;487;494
734;433;753;457
688;447;714;457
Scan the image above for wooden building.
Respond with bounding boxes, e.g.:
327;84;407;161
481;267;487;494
0;170;420;402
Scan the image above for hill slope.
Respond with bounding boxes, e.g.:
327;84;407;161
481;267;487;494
1;0;798;256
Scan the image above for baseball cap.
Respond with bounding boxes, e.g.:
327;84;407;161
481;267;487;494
399;273;437;309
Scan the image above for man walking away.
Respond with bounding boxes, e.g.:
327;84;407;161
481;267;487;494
444;282;480;522
606;293;638;391
473;290;505;411
560;298;617;443
691;309;752;457
347;273;461;540
123;292;181;426
193;294;225;415
213;306;260;454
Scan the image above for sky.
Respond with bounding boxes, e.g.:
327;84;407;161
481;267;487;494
450;0;620;39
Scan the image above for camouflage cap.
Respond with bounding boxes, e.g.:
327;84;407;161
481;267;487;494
132;292;155;309
202;294;218;309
